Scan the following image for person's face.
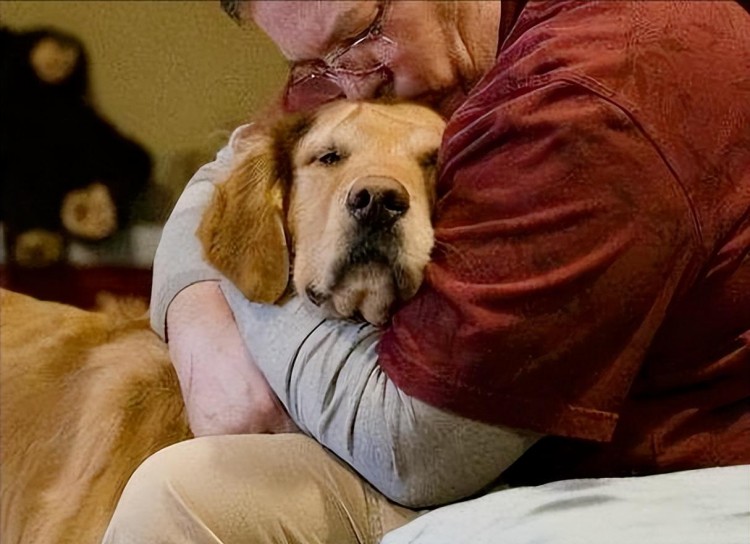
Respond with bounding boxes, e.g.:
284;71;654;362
247;1;464;113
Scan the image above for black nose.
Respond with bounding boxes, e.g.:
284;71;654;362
346;177;410;227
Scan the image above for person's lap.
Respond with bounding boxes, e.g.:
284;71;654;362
104;433;749;544
102;433;416;544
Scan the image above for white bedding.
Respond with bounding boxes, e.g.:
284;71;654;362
383;465;750;544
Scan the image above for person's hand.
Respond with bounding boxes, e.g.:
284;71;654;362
166;281;298;436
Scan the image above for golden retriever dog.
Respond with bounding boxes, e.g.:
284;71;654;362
0;100;445;543
199;100;445;324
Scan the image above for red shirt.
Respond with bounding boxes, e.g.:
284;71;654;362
379;0;750;482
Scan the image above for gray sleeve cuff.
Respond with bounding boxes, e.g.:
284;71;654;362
149;186;223;339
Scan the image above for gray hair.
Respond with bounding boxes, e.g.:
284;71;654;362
220;0;241;21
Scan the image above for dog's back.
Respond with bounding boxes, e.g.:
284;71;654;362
0;289;190;544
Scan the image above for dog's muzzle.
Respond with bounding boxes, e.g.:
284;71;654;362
341;176;411;271
305;176;414;312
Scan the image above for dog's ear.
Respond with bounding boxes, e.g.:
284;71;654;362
197;135;289;304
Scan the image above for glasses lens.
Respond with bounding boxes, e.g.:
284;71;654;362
283;74;345;113
331;35;395;75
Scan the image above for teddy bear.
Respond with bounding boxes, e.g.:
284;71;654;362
0;26;151;268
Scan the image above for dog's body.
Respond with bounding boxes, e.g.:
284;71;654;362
0;101;445;543
0;290;188;544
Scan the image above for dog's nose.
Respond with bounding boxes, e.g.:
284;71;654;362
346;177;410;227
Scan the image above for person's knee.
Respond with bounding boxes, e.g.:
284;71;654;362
104;439;209;542
104;434;387;544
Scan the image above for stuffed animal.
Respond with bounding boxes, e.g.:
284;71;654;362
0;26;151;267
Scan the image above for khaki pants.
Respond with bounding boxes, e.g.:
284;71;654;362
102;434;418;544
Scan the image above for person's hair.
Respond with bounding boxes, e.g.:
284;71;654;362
220;0;241;21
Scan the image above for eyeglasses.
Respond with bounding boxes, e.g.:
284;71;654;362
283;1;395;111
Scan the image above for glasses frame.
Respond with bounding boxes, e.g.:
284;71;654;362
285;1;395;93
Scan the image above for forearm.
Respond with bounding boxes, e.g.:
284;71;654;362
222;281;539;508
166;281;295;436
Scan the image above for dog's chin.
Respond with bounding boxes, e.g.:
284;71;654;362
302;262;422;326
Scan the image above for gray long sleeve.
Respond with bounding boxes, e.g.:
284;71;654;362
222;282;538;508
150;125;538;509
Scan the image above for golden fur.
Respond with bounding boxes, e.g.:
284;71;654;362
200;100;445;324
0;289;189;544
0;101;445;543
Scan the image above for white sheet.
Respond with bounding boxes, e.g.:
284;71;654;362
382;465;750;544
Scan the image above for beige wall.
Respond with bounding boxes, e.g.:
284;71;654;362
1;0;288;216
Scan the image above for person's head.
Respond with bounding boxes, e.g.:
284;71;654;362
223;1;502;115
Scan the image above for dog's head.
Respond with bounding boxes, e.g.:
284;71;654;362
198;100;445;325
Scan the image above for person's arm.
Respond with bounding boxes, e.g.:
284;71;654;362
165;281;296;436
221;282;540;508
151;125;295;436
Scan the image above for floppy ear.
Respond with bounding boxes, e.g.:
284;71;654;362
197;135;290;304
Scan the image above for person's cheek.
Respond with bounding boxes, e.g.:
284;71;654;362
390;57;432;99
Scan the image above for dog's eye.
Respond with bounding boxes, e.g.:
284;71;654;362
318;150;342;166
420;150;439;169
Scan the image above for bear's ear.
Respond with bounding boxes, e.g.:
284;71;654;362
197;134;290;304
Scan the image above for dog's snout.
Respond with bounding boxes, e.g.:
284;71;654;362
346;177;410;227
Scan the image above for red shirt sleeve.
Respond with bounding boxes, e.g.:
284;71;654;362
378;77;701;442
